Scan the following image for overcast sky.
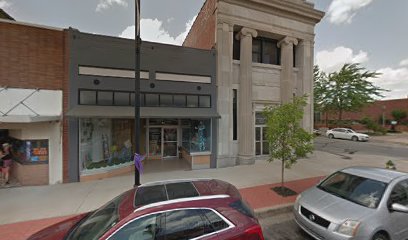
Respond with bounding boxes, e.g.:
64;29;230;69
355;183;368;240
1;0;408;99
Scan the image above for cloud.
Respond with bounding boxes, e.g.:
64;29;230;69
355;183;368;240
327;0;373;24
119;16;196;45
399;58;408;67
96;0;128;12
316;46;369;73
372;67;408;99
0;0;10;8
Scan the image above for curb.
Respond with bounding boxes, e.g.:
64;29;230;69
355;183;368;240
254;203;294;220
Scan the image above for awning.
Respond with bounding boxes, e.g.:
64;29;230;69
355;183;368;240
66;106;220;119
0;115;61;123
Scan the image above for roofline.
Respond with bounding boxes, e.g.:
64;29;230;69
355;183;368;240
134;194;230;212
0;8;14;20
0;18;63;31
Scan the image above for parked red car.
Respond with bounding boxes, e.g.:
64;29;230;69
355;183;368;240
28;179;264;240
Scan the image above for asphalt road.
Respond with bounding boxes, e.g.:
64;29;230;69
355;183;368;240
261;216;314;240
314;136;408;159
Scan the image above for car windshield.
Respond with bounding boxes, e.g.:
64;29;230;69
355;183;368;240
318;172;387;208
66;194;124;240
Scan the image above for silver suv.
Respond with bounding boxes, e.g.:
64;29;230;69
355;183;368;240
294;167;408;240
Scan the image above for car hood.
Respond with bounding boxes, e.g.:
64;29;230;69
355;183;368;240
27;213;88;240
299;187;375;224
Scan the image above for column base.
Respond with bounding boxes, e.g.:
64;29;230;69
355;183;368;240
216;155;237;168
238;155;255;165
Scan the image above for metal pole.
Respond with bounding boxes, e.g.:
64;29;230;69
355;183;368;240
134;0;141;186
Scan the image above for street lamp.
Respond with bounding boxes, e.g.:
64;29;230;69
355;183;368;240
134;0;141;186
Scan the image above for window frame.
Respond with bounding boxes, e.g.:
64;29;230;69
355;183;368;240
255;111;269;156
106;208;235;240
388;179;408;206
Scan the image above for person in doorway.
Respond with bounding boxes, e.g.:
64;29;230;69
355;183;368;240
1;143;13;185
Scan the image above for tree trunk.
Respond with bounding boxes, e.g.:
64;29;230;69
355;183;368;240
281;158;285;187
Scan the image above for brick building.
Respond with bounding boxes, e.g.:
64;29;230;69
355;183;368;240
0;18;68;185
184;0;324;166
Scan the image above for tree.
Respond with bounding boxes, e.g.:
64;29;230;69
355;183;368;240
391;109;407;122
263;96;314;196
314;63;386;124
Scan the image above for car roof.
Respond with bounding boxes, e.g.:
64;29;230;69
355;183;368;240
341;166;407;183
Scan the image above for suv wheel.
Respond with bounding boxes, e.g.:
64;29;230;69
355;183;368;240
352;136;358;141
328;134;334;139
373;232;389;240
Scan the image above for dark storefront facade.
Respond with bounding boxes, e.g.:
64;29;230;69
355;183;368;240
66;29;218;182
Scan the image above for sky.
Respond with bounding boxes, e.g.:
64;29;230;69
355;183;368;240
1;0;408;100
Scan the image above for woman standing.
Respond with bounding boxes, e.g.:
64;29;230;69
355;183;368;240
1;143;13;185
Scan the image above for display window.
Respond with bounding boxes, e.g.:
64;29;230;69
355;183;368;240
182;119;211;153
11;139;49;163
79;118;134;172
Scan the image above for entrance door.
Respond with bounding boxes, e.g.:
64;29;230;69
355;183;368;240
163;128;178;158
149;128;162;158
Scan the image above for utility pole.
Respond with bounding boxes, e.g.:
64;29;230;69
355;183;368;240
134;0;141;186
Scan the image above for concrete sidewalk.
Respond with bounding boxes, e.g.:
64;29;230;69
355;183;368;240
0;150;407;226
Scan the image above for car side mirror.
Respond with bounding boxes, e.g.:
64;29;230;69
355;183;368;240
391;203;408;213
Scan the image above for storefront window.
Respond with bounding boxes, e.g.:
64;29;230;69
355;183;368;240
11;139;49;163
181;119;211;153
79;118;134;172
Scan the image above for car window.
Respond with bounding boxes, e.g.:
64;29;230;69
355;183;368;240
109;213;164;240
165;182;199;200
318;172;387;208
66;194;124;240
201;209;230;232
390;180;408;206
135;185;168;207
163;209;213;240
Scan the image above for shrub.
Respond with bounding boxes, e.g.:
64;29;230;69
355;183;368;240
361;117;387;135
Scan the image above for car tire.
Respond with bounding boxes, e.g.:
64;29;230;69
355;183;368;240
372;232;389;240
352;136;358;142
328;134;334;139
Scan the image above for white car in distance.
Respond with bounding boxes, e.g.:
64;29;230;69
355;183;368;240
326;128;369;142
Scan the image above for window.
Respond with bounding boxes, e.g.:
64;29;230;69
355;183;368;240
233;32;241;60
11;139;49;163
135;185;168;207
255;112;269;156
160;94;173;107
182;119;211;153
252;38;280;65
163;209;213;240
109;213;163;240
145;94;160;107
174;95;186;107
186;95;199;108
390;180;408;206
201;209;229;232
97;91;113;105
199;95;211;108
79;90;96;105
233;89;237;141
114;92;130;106
165;182;199;200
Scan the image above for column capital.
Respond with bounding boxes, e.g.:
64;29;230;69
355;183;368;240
235;27;258;40
217;22;234;32
277;36;298;48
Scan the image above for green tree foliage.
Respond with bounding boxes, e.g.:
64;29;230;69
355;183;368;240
263;96;314;187
391;109;407;122
314;63;385;123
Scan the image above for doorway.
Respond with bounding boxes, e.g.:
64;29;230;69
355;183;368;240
148;126;179;159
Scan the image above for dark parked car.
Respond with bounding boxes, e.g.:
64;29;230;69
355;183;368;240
28;179;264;240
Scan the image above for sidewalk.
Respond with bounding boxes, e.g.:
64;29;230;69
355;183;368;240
0;176;324;240
0;150;407;239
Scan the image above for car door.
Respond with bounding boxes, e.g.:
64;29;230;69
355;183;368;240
345;129;354;140
388;179;408;239
162;208;220;240
335;129;346;139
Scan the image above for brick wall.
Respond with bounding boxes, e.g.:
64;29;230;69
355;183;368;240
325;98;408;122
183;0;217;50
0;21;64;90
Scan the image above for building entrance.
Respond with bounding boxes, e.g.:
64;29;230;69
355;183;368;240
148;125;179;159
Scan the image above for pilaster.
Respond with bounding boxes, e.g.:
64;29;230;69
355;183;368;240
278;36;298;104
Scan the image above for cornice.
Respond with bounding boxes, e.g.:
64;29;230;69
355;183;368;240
221;0;325;25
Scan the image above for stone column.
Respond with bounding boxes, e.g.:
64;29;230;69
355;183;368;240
236;27;257;165
296;39;314;132
278;36;298;104
216;22;235;167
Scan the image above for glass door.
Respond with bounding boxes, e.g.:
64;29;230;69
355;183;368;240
163;128;178;158
149;128;162;157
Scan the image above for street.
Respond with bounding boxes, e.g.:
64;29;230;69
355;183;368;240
314;136;408;159
261;216;313;240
